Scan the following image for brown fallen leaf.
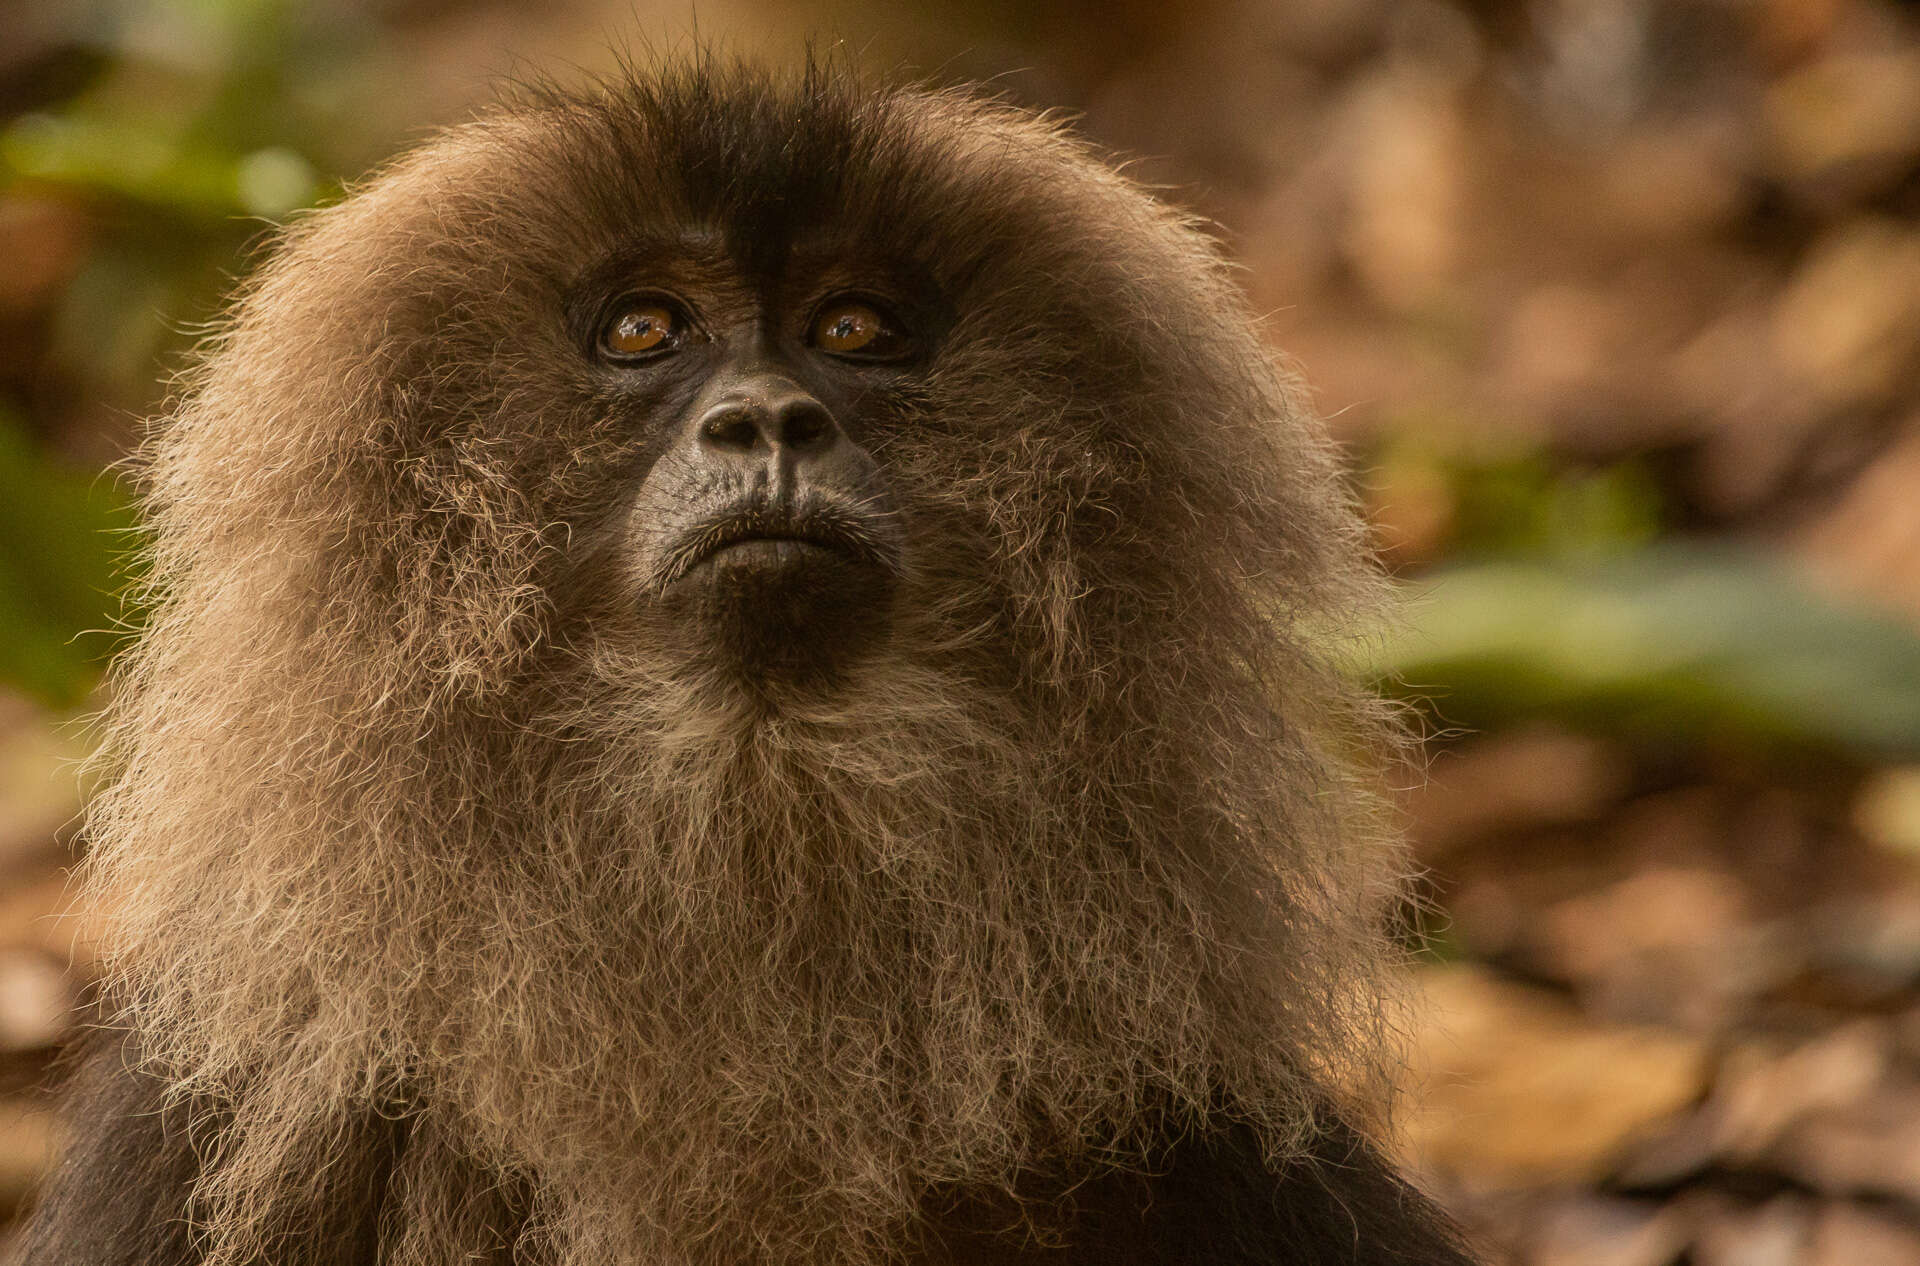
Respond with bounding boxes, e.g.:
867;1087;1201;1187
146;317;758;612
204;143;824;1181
1403;965;1710;1191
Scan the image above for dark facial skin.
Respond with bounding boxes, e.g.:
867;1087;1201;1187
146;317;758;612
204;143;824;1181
575;244;920;688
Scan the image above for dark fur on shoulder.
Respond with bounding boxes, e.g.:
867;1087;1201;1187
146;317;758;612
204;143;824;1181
23;54;1475;1266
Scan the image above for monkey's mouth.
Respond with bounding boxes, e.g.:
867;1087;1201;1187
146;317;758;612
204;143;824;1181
655;503;900;590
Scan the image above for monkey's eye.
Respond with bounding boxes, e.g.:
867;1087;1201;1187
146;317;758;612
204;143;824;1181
808;299;907;360
599;299;685;359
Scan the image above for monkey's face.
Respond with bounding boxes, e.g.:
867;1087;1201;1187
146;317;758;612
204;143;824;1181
570;259;926;684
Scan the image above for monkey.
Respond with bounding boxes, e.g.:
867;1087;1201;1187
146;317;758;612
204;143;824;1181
18;57;1478;1266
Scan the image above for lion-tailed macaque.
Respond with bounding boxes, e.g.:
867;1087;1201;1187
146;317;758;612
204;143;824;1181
20;57;1477;1266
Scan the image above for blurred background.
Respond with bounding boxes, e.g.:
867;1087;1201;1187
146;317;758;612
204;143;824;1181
3;0;1920;1260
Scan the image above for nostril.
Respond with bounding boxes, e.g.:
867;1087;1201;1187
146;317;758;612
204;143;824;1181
700;407;762;451
781;405;832;450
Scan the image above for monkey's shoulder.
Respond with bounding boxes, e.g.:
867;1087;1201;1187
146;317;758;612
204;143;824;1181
21;1040;1475;1266
920;1117;1479;1266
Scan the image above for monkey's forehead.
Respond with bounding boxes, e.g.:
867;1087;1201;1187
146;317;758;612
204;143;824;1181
332;60;1187;307
204;56;1285;483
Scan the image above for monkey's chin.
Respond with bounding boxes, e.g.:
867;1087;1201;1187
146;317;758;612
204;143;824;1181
657;541;897;687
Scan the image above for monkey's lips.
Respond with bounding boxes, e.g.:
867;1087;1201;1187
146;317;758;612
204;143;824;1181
648;504;903;678
656;506;899;590
706;535;839;568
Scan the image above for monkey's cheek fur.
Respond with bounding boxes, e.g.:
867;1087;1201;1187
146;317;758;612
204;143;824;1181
656;544;899;682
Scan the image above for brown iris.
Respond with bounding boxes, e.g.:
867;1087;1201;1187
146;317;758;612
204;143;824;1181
601;301;679;357
809;299;902;358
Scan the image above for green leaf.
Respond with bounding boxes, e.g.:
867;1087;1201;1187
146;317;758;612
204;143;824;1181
0;411;141;708
2;114;318;218
1373;545;1920;759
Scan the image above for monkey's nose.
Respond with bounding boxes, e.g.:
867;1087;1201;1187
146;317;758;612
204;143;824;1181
697;384;840;456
